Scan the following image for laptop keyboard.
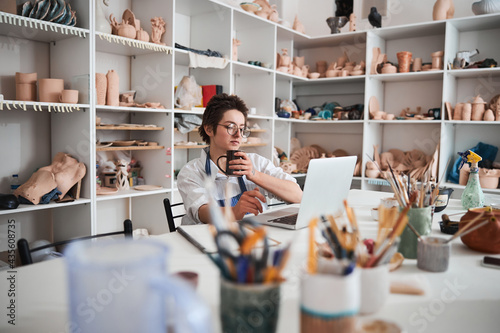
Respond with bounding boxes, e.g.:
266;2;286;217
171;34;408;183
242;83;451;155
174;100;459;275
268;214;298;225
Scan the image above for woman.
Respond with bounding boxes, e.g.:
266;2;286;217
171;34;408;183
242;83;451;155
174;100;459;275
177;94;302;225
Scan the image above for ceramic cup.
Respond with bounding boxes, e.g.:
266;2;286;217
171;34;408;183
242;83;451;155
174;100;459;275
59;89;79;104
38;78;64;103
15;72;37;84
359;264;390;314
413;58;423;72
216;150;243;176
16;83;37;101
417;236;450;272
220;279;281;333
398;206;433;259
300;268;360;333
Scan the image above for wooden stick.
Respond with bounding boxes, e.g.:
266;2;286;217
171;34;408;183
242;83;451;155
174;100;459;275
445;218;490;244
445;212;486;243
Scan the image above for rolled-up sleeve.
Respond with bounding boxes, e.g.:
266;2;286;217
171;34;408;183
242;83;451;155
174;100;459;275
177;161;209;225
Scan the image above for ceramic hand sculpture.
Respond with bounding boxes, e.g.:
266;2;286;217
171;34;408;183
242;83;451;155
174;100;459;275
459;150;485;209
14;152;86;204
368;7;382;28
151;17;166;45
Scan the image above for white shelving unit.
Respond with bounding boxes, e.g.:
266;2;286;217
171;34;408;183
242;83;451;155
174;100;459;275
1;1;499;246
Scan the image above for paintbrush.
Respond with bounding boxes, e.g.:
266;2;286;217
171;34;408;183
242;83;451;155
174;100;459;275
406;221;424;242
431;157;452;205
445;212;486;244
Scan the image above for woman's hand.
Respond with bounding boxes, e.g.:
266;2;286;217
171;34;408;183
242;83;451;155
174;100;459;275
229;151;257;180
232;188;266;220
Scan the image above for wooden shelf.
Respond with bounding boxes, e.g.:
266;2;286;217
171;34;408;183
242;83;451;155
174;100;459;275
174;143;267;149
96;145;165;151
96;125;164;131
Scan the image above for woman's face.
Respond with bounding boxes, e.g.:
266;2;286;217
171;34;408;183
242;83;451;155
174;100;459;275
207;109;245;152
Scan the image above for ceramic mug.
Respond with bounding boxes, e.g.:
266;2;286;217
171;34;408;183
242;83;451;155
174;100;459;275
59;89;79;104
417;236;450;272
217;150;243;176
398;206;433;259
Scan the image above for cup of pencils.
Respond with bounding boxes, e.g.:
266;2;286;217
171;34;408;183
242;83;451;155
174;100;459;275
397;206;432;259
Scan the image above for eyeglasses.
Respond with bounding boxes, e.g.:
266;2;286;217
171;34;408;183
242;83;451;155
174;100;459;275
217;123;251;138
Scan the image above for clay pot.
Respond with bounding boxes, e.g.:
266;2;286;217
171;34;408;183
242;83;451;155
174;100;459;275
483;109;495;121
301;65;309;77
478;168;500;188
325;69;338;77
96;73;107;106
431;51;444;69
381;63;397;74
461;103;472;121
16;83;37;101
294;56;305;68
460;207;500;253
308;72;320;79
59;90;79;104
106;70;119;106
316;61;327;75
453;102;464;120
384;113;395;120
340;69;349;77
471;95;487;120
293;66;303;76
277;66;289;73
397;51;412;73
38;78;64;103
136;28;149;42
413;58;423;71
280;49;291;67
15;72;37;84
118;22;137;39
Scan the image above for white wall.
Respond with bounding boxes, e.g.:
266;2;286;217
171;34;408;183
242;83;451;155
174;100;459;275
278;0;478;37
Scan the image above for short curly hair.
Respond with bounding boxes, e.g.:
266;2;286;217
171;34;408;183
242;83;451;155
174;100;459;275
199;93;248;144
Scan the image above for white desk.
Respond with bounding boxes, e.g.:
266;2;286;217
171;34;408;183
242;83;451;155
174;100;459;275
1;190;499;333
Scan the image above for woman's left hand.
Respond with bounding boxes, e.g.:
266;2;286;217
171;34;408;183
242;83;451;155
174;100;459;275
229;151;257;180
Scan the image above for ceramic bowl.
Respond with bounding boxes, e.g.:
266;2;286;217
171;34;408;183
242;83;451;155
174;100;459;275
439;221;458;235
308;72;320;79
240;2;261;13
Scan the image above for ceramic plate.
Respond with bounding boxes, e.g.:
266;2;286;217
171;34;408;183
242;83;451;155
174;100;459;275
110;140;136;146
96;187;118;195
96;142;113;148
134;185;163;191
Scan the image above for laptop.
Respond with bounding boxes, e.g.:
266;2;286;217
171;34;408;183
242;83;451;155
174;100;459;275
245;156;357;230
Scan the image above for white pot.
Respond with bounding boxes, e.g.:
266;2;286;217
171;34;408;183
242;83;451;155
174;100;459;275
472;0;500;15
96;0;112;34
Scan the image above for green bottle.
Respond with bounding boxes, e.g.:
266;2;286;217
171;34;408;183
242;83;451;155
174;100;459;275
460;150;485;210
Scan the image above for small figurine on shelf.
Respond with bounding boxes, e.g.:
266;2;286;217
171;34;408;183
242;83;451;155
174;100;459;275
368;7;382;28
293;15;305;34
151;17;166;45
459;150;485;209
116;160;130;190
488;94;500;121
433;0;455;20
232;38;241;61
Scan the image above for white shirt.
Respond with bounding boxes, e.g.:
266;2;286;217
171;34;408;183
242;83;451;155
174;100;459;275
177;148;298;225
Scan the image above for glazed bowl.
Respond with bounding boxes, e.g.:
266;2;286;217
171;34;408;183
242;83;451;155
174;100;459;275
240;2;261;13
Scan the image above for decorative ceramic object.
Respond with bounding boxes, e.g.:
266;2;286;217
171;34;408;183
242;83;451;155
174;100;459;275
95;0;111;34
232;38;241;61
337;52;349;68
151;17;166;45
293;15;305;34
15;72;37;84
106;70;119;106
316;60;327;76
381;63;397;74
15;72;38;101
280;49;291;67
413;58;422;71
349;13;356;32
268;5;279;22
471;95;487;120
397;51;412;73
478;168;500;188
488;94;500;120
136;28;149;42
118;22;136;39
326;16;348;34
39;78;64;103
472;0;500;15
115;160;130;190
453;49;479;68
59;89;78;104
96;73;107;105
453;102;463;120
301;65;309;77
325;69;338;78
294;56;305;68
21;0;77;26
240;2;261;13
460;207;500;253
431;50;444;69
308;72;320;79
461;103;472;121
483;109;495;121
433;0;455;20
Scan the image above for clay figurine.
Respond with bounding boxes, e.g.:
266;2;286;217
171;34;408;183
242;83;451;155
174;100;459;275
488;94;500;121
433;0;455;20
232;38;241;61
293;15;305;34
349;13;356;32
368;7;382;28
471;95;487;120
151;17;166;45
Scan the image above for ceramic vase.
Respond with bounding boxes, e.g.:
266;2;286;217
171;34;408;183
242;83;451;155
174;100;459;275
462;103;472;121
15;72;38;101
431;51;444;69
453;102;463;120
38;78;64;103
471;102;485;120
472;0;500;15
96;73;107;105
460;207;500;253
294;56;305;68
293;15;305;34
483;109;495;121
15;72;37;84
95;0;111;34
397;51;412;73
316;61;327;76
106;70;119;106
118;22;136;39
413;58;422;71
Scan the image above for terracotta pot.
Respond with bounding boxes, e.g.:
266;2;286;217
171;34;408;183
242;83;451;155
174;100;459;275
478;168;500;188
460;207;500;253
96;73;107;106
301;65;309;77
16;83;37;101
15;72;37;84
118;23;137;39
453;102;464;120
325;69;338;77
316;61;327;75
413;58;422;71
59;90;79;104
471;95;486;120
461;103;472;121
294;56;305;68
397;51;412;73
38;78;64;103
381;63;397;74
431;51;444;69
106;70;119;106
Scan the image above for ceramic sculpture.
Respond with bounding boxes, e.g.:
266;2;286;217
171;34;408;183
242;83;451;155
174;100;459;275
96;73;107;105
151;17;166;45
461;103;472;121
39;78;64;103
349;13;357;32
59;90;78;104
433;0;455;20
14;152;86;204
293;15;305;34
368;7;382;28
326;16;349;34
316;60;327;77
453;102;463;120
472;0;500;15
106;70;119;106
15;72;37;101
20;0;77;26
95;0;111;33
471;95;486;120
136;28;149;42
488;94;500;121
115;160;130;190
232;38;241;61
174;76;202;109
483;109;495;121
118;21;136;39
413;58;423;71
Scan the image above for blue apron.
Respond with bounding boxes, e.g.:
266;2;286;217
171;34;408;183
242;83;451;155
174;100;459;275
205;149;248;207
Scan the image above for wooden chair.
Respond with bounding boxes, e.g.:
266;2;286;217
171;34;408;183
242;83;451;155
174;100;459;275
17;219;133;266
163;198;185;232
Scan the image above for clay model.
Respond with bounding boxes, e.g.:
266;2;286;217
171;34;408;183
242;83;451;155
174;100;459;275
461;103;472;121
472;0;500;15
14;152;86;204
293;15;305;34
254;0;273;19
280;49;291;67
433;0;455;20
151;17;166;45
232;38;241;61
471;95;487;120
397;51;412;73
368;7;382;28
118;22;136;39
136;28;150;42
349;13;357;32
483;109;495;121
488;94;500;120
106;70;119;106
96;73;107;105
15;72;37;101
316;60;327;77
294;56;305;68
453;102;464;120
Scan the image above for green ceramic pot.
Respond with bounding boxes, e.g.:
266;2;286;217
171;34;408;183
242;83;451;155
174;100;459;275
220;279;281;333
397;206;433;259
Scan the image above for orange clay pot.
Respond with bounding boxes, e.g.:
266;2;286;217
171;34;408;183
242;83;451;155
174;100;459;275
460;207;500;254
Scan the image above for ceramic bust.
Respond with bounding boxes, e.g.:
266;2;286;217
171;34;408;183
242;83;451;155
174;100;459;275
433;0;455;20
151;17;166;45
